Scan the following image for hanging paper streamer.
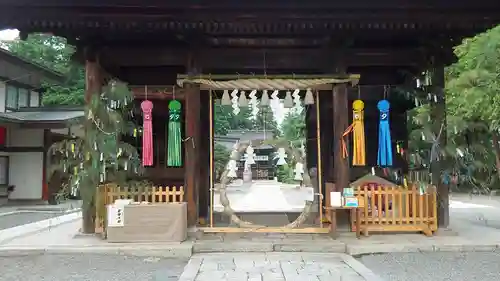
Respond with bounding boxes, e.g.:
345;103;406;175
275;148;287;165
167;100;182;167
141;100;154;166
294;162;304;181
377;100;393;166
231;89;240;115
244;145;256;165
249;90;259;117
292;89;302;110
271;90;280;104
342;100;366;166
227;160;238;178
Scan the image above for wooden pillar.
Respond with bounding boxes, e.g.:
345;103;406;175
430;64;449;228
198;91;210;223
333;83;350;192
184;82;201;226
85;60;102;103
83;49;103;233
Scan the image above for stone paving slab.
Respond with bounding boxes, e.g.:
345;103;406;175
178;252;383;281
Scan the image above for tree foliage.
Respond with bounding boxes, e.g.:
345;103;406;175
48;81;142;233
406;24;500;192
3;33;85;106
213;104;279;136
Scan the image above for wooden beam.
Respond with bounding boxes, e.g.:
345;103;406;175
2;0;499;10
130;87;185;100
100;47;424;69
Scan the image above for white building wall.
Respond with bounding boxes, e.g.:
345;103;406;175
8;152;43;200
30;91;40;107
0;81;6;112
7;129;44;200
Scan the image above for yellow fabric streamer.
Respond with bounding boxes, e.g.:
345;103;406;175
342;100;366;166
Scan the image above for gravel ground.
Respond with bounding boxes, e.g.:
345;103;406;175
0;212;66;230
360;251;500;281
0;254;188;281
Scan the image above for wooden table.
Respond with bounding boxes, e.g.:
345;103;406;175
327;206;362;239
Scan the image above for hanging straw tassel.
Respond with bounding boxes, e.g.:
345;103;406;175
304;88;314;105
221;90;231;105
238;91;248;106
341;100;366;166
377;99;393;166
260;90;270;106
283;91;293;108
141;99;154;166
167;100;182;167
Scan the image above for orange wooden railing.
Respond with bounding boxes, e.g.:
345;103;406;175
351;184;438;236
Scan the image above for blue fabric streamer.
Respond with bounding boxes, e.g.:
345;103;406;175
377;100;393;166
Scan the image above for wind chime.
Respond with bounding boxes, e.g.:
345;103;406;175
141;86;154;166
342;90;366;166
377;94;393;167
167;98;183;167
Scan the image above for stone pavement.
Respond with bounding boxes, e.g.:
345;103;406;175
179;253;381;281
0;253;187;281
360;250;500;281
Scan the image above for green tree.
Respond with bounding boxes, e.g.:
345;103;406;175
49;81;142;233
280;108;306;146
4;33;85;106
406;24;500;192
213;144;231;182
252;105;280;137
213;104;254;136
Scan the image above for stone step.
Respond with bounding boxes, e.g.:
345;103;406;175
193;240;346;253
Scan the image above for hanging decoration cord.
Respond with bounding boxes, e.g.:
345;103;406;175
377;86;393;167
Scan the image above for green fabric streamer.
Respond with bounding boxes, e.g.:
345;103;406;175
167;100;182;167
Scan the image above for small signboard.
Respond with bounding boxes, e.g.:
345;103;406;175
107;205;124;227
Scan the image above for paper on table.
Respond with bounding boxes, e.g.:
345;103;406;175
330;192;342;207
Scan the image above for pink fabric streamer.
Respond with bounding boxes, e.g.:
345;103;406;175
141;100;154;166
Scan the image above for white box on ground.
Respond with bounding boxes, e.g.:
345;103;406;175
304;187;314;202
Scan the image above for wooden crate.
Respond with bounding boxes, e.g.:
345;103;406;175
351;184;437;236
